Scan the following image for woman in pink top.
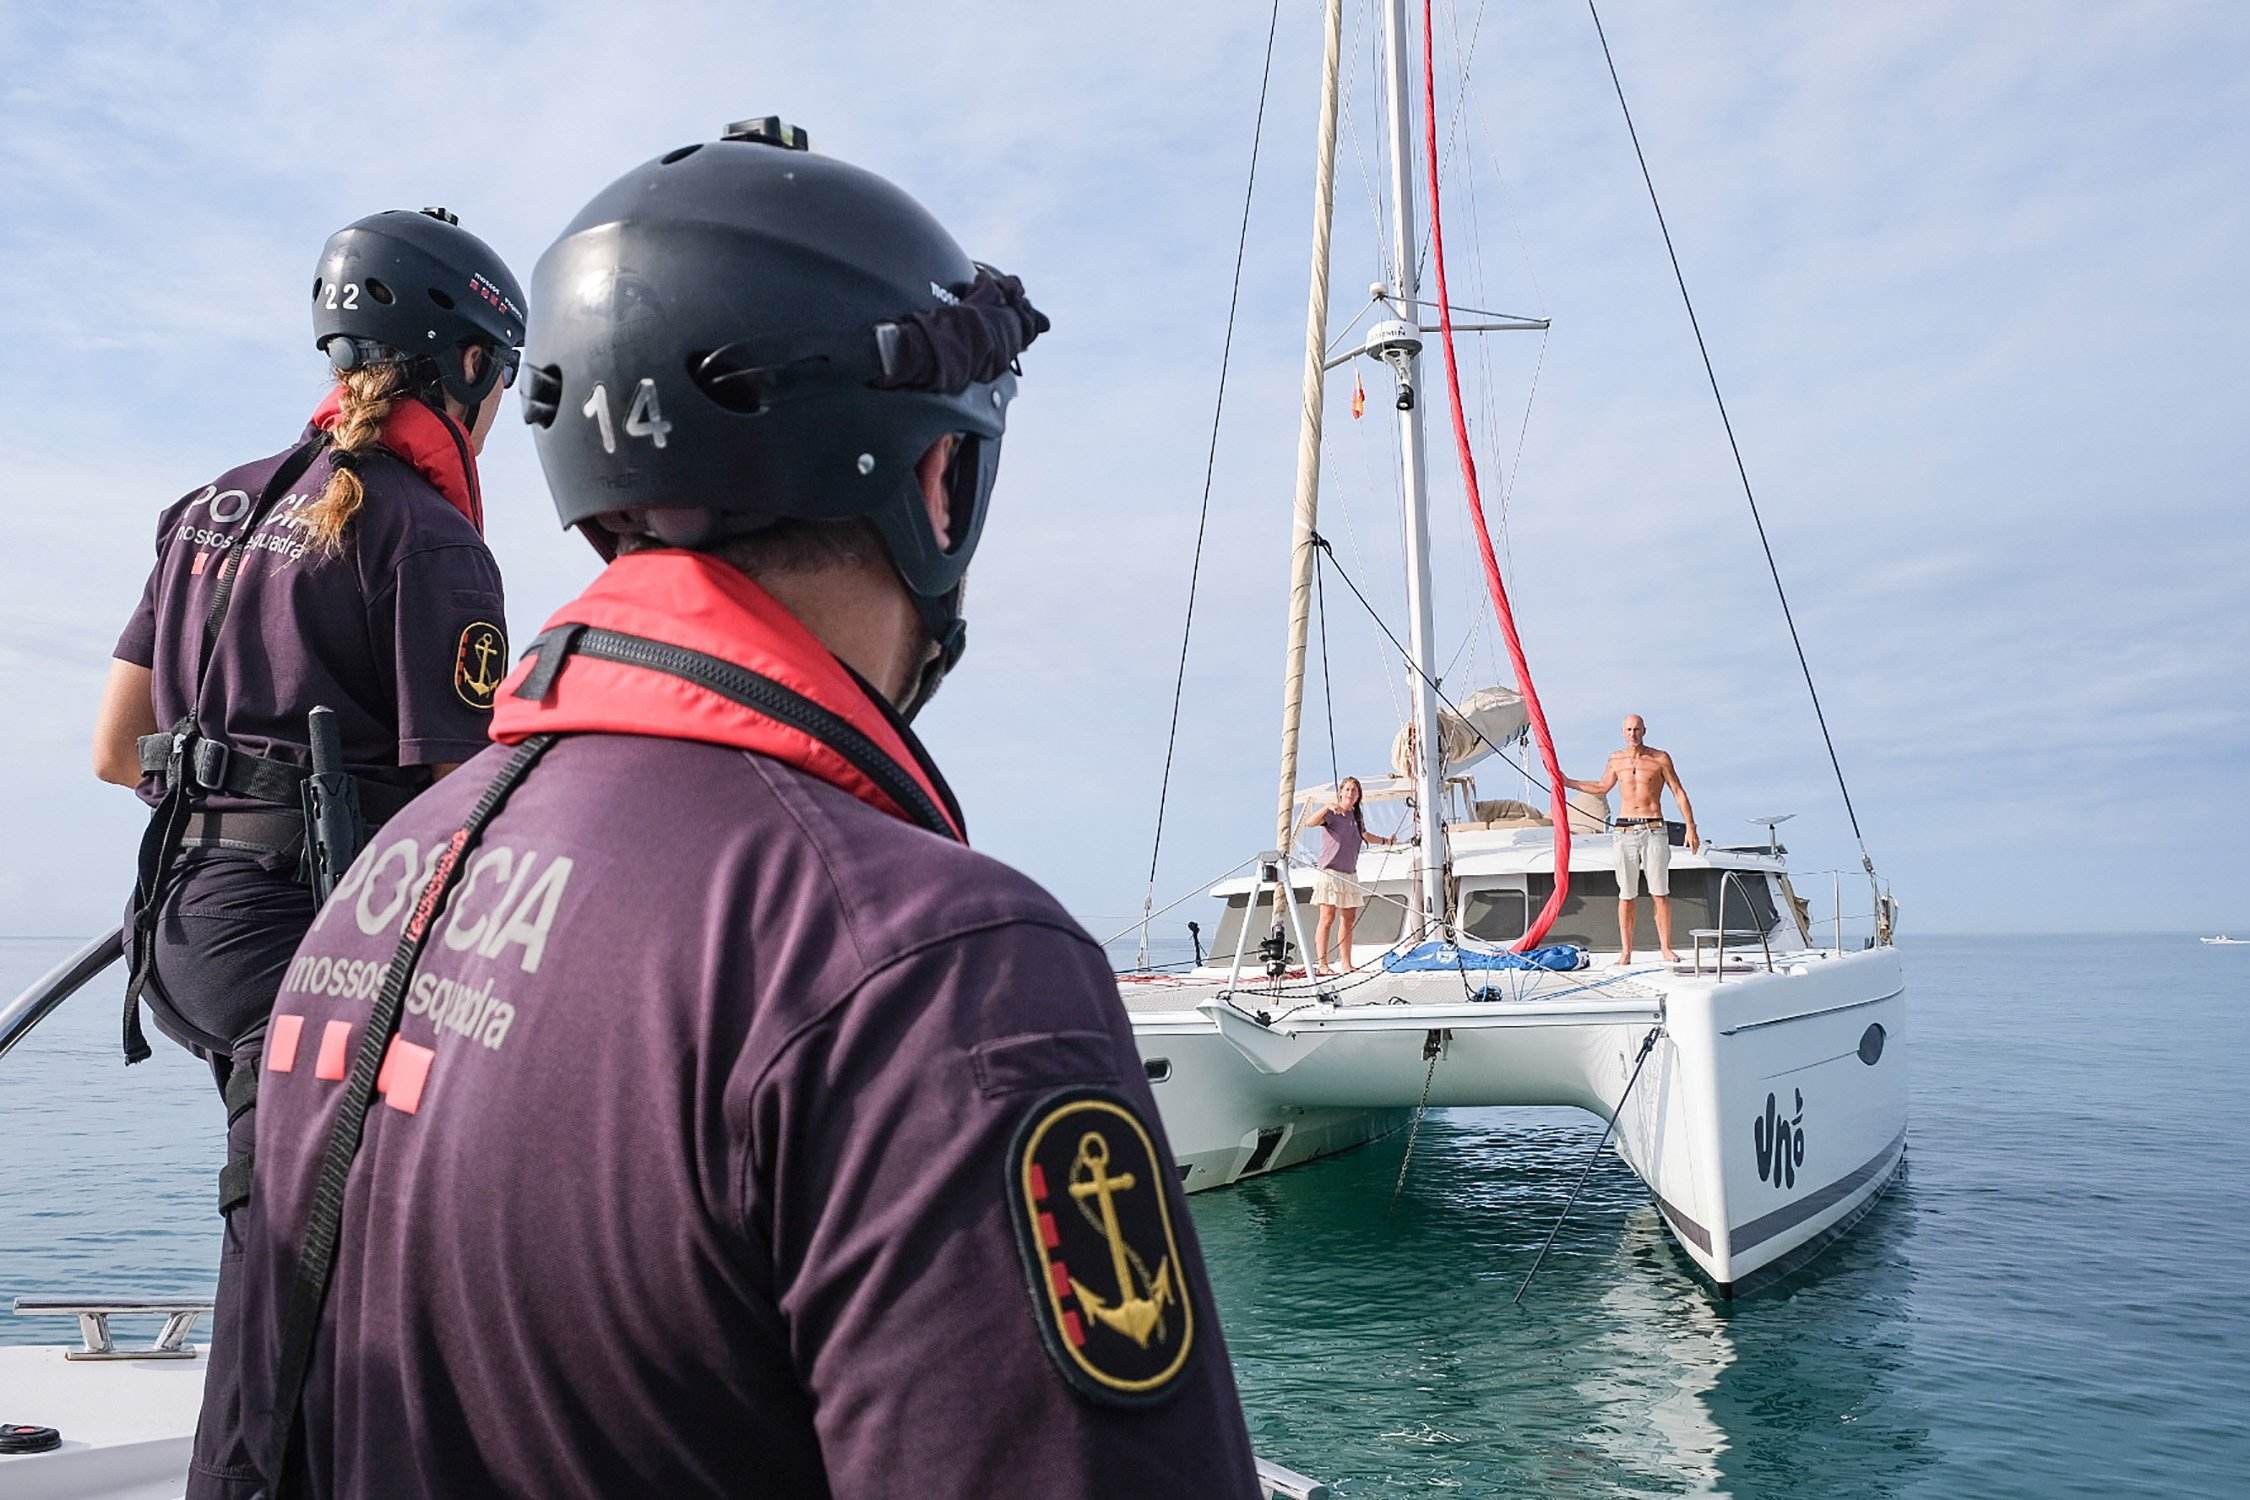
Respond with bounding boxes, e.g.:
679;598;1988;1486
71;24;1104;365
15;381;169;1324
1302;776;1397;975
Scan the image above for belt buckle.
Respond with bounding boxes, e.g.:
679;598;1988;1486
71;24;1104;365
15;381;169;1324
191;738;233;792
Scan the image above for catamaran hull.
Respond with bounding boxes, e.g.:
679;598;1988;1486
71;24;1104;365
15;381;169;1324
1135;1009;1413;1190
1635;949;1906;1295
1131;946;1905;1295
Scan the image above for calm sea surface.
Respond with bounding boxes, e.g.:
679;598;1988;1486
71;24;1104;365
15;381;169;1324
4;933;2246;1496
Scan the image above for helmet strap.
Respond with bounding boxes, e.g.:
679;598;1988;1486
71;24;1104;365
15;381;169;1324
897;591;966;723
439;345;501;410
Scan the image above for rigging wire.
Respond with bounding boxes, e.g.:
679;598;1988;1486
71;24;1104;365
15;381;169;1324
1412;0;1493;283
1512;1024;1663;1304
1314;539;1566;809
1315;549;1341;785
1497;329;1548;587
1460;74;1505;631
1313;534;1605;826
1422;0;1575;951
1474;11;1557;596
1450;106;1501;689
1101;852;1263;950
1335;405;1409;729
1135;0;1286;968
1584;0;1873;860
1340;1;1392;290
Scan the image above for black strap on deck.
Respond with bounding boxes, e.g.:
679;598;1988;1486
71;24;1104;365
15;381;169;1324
265;732;555;1494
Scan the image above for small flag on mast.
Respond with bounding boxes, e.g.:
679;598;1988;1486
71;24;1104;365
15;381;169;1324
1350;371;1366;420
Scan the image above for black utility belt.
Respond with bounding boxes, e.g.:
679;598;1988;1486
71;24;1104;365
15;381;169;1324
136;733;418;822
177;808;306;857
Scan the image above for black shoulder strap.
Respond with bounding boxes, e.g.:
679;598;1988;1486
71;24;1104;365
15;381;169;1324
190;437;330;713
121;436;329;1064
265;733;554;1493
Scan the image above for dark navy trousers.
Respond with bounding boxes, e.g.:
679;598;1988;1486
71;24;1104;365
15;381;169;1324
135;851;316;1500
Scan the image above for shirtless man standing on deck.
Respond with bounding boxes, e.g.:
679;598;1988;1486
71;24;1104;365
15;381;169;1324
1565;715;1700;964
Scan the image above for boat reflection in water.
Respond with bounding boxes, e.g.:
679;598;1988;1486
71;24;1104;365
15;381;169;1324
1193;1107;1929;1497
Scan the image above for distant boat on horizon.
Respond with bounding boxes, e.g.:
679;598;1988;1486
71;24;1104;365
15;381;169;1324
2201;934;2247;945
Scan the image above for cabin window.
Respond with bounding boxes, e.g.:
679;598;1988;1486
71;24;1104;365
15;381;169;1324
1461;885;1529;942
1206;890;1308;967
1711;872;1782;935
1352;889;1408;947
1511;869;1780;950
1204;876;1408;964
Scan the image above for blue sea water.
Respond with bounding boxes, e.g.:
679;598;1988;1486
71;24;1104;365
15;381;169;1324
3;933;2247;1496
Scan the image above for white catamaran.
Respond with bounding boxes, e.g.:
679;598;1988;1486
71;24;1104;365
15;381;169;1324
1115;0;1906;1300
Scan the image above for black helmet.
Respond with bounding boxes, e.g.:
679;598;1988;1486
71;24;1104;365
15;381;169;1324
518;117;1048;694
313;207;527;407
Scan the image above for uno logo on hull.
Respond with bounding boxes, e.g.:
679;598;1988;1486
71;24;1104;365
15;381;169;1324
1754;1088;1807;1189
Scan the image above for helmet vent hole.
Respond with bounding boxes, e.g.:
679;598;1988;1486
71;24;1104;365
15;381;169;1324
428;287;456;311
520;364;565;428
940;438;980;556
688;346;774;415
366;278;394;306
311;277;324;302
661;144;703;165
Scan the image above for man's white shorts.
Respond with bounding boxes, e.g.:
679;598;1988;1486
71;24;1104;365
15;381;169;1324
1614;823;1671;899
1312;868;1368;910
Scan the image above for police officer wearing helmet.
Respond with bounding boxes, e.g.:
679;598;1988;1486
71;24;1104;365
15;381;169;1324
231;119;1262;1497
90;206;525;1499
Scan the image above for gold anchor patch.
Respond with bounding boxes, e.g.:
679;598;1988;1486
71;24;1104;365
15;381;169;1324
1009;1088;1195;1405
453;620;506;709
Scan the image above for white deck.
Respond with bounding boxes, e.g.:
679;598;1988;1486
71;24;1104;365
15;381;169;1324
0;1344;200;1499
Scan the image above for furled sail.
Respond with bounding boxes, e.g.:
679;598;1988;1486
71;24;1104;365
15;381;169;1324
1389;685;1528;780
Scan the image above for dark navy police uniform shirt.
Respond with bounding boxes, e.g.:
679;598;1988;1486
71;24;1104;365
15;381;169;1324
114;438;507;800
238;733;1262;1498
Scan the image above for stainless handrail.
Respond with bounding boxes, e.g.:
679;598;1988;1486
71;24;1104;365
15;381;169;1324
0;930;123;1063
1717;871;1775;975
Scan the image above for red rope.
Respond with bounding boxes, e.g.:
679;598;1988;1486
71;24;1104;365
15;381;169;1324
1420;0;1572;950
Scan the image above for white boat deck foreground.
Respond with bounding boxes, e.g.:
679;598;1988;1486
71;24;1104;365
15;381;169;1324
0;1343;200;1499
0;1304;1334;1500
0;1342;1331;1499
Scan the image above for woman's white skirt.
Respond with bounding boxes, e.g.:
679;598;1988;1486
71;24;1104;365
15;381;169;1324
1312;868;1367;910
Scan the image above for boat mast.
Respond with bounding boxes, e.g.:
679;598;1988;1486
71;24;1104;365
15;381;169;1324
1376;0;1450;932
1273;0;1347;867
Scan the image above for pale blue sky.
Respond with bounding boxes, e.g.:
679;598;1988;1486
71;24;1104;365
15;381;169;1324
2;1;2244;938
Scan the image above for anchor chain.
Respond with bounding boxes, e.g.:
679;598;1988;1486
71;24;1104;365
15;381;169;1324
1389;1028;1447;1211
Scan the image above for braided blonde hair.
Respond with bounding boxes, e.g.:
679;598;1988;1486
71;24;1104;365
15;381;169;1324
301;362;416;557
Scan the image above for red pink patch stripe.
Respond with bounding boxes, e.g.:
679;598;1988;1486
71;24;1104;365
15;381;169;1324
377;1038;436;1115
265;1013;305;1073
314;1020;352;1080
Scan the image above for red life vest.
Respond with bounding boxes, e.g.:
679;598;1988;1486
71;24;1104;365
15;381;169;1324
490;550;963;841
309;386;483;532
